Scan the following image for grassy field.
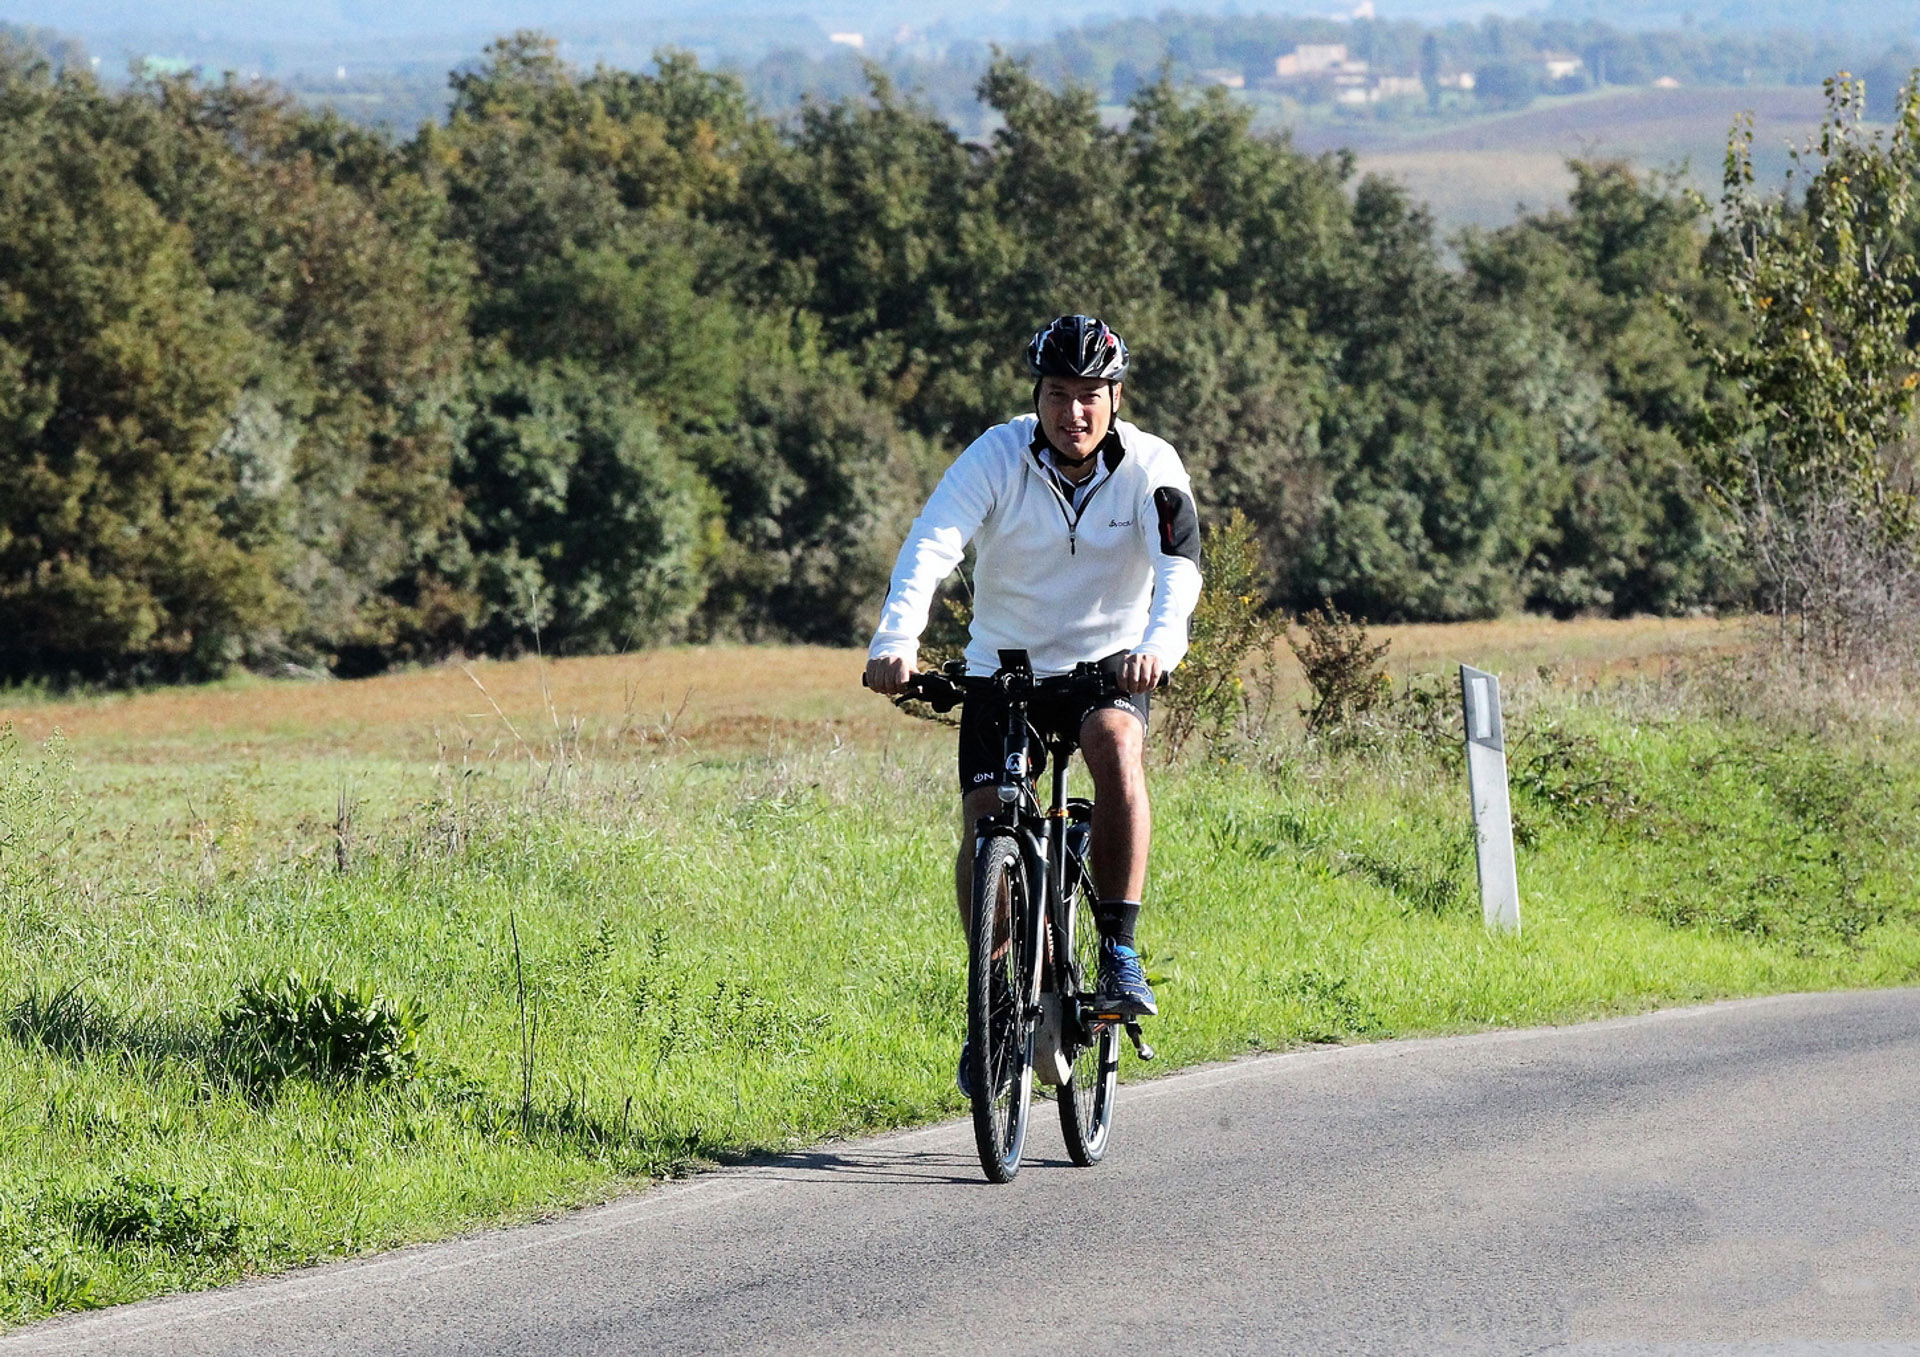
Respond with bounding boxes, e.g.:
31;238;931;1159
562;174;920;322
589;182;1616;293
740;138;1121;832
3;616;1916;1327
1271;86;1834;234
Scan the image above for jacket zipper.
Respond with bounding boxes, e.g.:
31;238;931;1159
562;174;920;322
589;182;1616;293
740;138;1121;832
1031;454;1120;556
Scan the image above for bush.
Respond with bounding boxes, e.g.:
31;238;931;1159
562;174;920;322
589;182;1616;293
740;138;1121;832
1511;727;1647;827
1288;601;1391;735
217;972;426;1088
1162;510;1285;758
73;1173;240;1259
1474;59;1539;108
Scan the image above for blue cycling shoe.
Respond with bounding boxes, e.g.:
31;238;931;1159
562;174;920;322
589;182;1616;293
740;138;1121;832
1094;939;1158;1018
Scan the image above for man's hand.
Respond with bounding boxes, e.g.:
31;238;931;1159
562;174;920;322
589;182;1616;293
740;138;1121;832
1121;651;1163;694
866;654;915;696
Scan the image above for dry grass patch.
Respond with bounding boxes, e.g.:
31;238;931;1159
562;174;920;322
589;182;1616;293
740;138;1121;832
0;645;904;761
0;620;1743;768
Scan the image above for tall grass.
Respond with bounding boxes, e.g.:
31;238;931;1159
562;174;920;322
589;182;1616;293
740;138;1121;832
2;647;1918;1327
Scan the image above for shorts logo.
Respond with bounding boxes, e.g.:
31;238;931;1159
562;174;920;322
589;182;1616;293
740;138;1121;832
1005;751;1027;776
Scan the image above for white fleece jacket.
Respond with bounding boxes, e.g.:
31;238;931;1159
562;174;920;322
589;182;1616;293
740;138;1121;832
868;415;1204;677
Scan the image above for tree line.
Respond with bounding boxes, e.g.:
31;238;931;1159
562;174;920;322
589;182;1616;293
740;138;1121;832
0;33;1901;682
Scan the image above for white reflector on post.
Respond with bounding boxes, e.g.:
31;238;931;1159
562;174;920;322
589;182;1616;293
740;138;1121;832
1459;664;1520;933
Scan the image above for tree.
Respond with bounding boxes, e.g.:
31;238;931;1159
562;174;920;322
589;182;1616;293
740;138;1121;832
1474;59;1539;110
1693;74;1920;532
0;50;282;679
456;359;709;654
1465;160;1730;615
1688;73;1920;658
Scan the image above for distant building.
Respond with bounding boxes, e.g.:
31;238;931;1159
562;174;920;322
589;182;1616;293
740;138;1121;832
1337;75;1428;105
1275;44;1356;79
828;32;864;50
1541;52;1584;81
1439;71;1476;91
1199;68;1246;89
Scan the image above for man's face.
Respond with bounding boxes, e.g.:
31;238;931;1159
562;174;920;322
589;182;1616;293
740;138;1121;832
1037;376;1121;463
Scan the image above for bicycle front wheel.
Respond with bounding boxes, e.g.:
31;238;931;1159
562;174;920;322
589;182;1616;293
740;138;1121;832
1059;860;1120;1166
968;833;1036;1183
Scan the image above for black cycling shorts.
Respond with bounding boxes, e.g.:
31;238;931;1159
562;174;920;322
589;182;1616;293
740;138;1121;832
957;674;1150;794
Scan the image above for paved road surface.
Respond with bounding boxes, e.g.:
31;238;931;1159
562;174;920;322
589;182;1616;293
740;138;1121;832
10;990;1920;1355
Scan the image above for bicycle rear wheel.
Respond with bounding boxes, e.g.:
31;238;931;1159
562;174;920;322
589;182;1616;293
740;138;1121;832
968;833;1036;1183
1058;858;1119;1166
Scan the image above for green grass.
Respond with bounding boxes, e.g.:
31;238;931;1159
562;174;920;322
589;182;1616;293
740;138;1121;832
3;668;1919;1327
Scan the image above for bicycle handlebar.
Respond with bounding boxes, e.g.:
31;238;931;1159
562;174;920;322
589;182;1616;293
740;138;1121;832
861;660;1167;712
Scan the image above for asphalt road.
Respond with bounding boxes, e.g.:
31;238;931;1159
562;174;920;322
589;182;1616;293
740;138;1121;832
12;990;1920;1355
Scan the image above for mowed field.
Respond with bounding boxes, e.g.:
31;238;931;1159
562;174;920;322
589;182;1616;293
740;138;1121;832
0;615;1739;767
1282;86;1833;233
7;613;1920;1330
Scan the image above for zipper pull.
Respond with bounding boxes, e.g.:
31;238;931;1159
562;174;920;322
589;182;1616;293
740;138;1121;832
1069;530;1076;555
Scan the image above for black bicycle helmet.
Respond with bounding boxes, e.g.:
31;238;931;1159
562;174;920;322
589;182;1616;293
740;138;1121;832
1024;314;1130;382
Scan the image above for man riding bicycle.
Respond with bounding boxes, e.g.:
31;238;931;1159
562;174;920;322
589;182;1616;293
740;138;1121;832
864;314;1203;1093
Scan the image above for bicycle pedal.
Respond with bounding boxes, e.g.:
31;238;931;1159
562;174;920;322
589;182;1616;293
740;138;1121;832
1125;1021;1155;1061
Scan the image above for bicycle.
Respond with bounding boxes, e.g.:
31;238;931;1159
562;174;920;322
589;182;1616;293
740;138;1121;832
871;649;1157;1183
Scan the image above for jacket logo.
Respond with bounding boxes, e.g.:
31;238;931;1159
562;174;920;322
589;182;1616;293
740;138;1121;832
1108;518;1134;528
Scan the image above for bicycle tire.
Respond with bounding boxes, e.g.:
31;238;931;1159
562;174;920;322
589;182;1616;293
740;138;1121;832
968;833;1036;1183
1058;845;1119;1166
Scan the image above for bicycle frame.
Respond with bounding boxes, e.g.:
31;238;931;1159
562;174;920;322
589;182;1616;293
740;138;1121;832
869;650;1149;1179
868;650;1153;1053
970;649;1103;1053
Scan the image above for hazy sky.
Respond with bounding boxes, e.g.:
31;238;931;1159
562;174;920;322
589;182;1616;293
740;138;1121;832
11;0;1909;76
8;1;1545;48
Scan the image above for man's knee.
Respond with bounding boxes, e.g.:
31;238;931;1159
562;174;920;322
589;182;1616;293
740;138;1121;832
961;785;1002;831
1079;710;1145;789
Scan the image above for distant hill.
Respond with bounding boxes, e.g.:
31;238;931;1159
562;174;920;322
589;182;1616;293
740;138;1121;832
1312;85;1833;234
1545;0;1920;38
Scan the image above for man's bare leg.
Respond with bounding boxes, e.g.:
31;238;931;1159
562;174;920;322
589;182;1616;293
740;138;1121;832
956;785;1004;932
1077;705;1157;1014
1077;708;1149;901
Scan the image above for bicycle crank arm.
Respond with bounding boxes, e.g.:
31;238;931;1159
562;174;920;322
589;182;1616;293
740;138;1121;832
1125;1022;1155;1061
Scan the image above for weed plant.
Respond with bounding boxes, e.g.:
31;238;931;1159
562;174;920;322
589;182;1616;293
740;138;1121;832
2;649;1920;1328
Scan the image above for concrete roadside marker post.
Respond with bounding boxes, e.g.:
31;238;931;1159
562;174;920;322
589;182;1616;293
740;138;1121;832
1459;664;1520;934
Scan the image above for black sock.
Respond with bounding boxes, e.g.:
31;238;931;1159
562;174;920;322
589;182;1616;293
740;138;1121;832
1094;899;1141;950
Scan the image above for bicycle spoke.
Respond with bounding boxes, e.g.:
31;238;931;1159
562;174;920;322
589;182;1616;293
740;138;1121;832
969;835;1033;1182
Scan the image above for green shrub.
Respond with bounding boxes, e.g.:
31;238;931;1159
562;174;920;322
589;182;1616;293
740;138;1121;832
73;1173;240;1259
1511;727;1648;827
1288;602;1391;735
1162;509;1286;757
217;972;427;1089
